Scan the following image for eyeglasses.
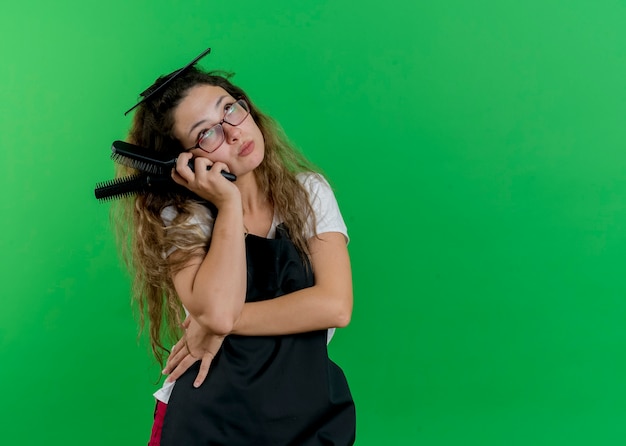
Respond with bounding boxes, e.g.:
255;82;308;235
124;47;212;116
185;99;251;153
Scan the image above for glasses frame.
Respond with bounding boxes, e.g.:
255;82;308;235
185;99;251;154
124;47;212;116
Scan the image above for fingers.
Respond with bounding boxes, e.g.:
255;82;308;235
162;320;226;387
165;354;199;383
193;351;216;388
192;158;232;181
171;152;192;186
171;154;233;190
189;155;213;174
175;151;194;170
182;316;191;329
208;161;231;175
174;153;213;176
164;350;215;387
163;340;188;374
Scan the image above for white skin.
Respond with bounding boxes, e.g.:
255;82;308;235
163;85;353;387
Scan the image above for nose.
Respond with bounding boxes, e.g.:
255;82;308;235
222;122;241;144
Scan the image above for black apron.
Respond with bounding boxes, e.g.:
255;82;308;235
160;225;356;445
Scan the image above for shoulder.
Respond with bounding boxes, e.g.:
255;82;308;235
296;172;334;200
296;172;349;242
160;202;215;238
160;202;215;257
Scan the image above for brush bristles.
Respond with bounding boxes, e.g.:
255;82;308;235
94;175;148;201
110;153;166;175
94;174;175;201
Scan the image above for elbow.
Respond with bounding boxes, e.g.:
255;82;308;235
334;311;351;328
185;287;246;336
196;312;236;336
332;295;353;328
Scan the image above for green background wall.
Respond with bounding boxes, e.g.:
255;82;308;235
2;1;626;444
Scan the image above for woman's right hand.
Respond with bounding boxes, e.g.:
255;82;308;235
172;152;240;208
163;316;226;388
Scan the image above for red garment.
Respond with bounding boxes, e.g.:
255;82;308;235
147;401;167;446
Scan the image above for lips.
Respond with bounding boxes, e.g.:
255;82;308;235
238;141;254;156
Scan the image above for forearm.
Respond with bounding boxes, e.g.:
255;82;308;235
232;281;352;336
231;232;353;336
177;202;247;335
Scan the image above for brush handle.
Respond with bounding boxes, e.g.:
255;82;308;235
111;140;236;181
187;160;237;181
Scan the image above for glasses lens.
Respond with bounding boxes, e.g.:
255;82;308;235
224;100;250;126
198;125;224;153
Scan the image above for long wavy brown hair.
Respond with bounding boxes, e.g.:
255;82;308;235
112;67;320;365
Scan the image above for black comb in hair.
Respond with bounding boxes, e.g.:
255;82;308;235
124;47;212;116
111;140;237;181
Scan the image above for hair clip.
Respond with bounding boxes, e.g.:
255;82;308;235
124;47;212;116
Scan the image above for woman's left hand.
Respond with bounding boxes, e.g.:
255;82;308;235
163;316;225;388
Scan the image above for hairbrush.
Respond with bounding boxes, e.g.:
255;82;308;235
94;174;174;201
111;140;236;182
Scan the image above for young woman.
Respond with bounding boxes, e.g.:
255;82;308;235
115;63;355;445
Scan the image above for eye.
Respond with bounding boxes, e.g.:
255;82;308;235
224;102;237;115
198;126;217;142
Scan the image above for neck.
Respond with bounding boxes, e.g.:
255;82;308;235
235;171;274;237
235;171;268;214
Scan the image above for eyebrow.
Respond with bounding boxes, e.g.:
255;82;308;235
187;95;229;137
